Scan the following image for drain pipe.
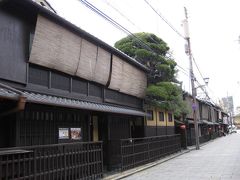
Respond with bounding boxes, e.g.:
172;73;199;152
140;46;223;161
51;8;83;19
0;83;27;117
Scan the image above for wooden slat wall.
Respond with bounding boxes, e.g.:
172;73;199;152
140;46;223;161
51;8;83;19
29;15;146;98
109;56;147;98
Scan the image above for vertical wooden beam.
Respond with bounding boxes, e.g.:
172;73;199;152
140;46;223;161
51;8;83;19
49;71;51;89
103;88;106;103
70;77;72;93
87;82;89;96
26;63;29;84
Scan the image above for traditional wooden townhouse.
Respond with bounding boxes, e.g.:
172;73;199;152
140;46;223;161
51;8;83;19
233;113;240;129
220;111;230;133
214;106;231;135
183;92;226;145
0;0;151;178
211;105;222;136
183;93;202;145
198;99;221;141
145;107;175;136
0;0;183;177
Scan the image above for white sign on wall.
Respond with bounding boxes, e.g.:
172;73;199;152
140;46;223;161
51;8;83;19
58;128;69;139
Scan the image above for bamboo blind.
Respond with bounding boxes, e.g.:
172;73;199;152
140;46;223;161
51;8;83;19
76;39;98;81
109;56;147;98
29;15;146;98
29;15;81;75
93;47;111;85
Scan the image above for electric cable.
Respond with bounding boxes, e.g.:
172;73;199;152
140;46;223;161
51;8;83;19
79;0;157;53
79;0;216;103
79;0;190;77
101;0;164;46
144;0;185;39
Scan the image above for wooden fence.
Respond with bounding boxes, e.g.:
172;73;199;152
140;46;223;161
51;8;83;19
120;135;181;171
0;142;103;180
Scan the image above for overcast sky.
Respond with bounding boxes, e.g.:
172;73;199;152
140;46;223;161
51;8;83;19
47;0;240;111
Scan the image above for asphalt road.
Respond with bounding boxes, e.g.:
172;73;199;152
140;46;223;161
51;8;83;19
124;131;240;180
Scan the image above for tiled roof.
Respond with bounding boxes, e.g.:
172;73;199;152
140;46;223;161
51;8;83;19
0;88;146;116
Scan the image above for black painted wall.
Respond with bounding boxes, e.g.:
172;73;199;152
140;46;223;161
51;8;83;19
16;104;89;146
0;7;33;84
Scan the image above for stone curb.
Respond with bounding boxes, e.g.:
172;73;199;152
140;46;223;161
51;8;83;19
103;137;223;180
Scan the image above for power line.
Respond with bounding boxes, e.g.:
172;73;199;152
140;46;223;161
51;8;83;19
192;56;210;100
99;0;214;102
101;0;188;70
101;0;142;30
178;68;189;77
192;56;205;81
192;56;219;104
144;0;185;39
82;0;214;103
195;80;210;100
80;0;161;53
102;1;190;76
101;0;163;46
79;0;190;76
79;0;198;99
79;0;132;37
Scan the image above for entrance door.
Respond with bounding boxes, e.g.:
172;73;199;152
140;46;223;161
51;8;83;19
97;115;109;170
130;117;144;138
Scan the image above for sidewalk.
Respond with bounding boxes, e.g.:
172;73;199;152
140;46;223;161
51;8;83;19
103;139;213;180
116;133;240;180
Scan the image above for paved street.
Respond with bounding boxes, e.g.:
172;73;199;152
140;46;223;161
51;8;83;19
124;132;240;180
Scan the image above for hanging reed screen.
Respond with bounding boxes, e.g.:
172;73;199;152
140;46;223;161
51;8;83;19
109;56;147;98
29;15;146;98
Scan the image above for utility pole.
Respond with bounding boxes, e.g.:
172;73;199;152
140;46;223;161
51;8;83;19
183;7;200;150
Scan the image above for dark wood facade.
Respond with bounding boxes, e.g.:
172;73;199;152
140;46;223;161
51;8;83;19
0;0;186;175
183;93;229;146
0;0;148;174
0;3;32;84
27;64;143;109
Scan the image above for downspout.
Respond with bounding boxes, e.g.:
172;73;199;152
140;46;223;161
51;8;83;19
0;83;27;117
